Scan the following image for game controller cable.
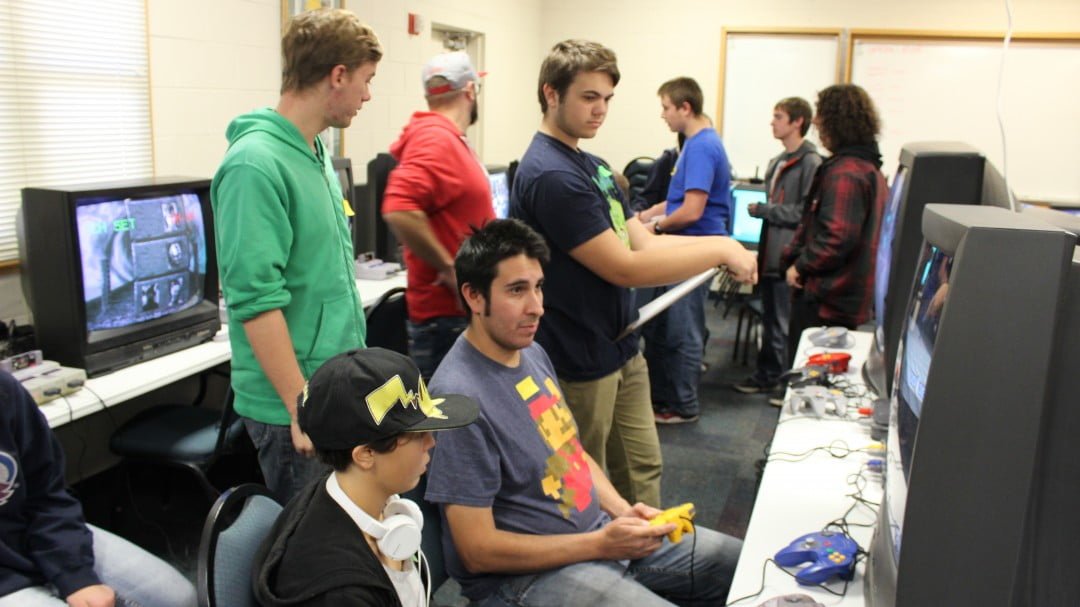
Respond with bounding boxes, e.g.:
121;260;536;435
726;470;878;605
765;440;879;464
723;554;861;606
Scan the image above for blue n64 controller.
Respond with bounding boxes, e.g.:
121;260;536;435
774;530;857;585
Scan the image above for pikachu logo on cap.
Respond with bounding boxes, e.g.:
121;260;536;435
365;375;447;425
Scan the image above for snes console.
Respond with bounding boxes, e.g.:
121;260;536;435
20;366;87;405
2;350;87;405
788;385;848;417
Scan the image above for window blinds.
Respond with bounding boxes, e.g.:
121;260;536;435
0;1;151;264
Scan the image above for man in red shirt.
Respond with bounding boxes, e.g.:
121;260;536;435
382;51;495;378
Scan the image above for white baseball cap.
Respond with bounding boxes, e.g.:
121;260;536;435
421;51;486;96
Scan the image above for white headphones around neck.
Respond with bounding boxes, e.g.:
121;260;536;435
326;475;424;561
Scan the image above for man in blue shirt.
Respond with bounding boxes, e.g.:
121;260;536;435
637;77;733;423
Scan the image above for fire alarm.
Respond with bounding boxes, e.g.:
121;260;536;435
408;13;424;36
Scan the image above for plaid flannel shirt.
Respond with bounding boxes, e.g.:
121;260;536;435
781;146;887;326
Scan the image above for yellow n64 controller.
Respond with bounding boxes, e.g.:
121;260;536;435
649;502;695;543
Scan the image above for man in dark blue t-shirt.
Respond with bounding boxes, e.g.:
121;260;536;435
510;39;757;507
636;77;733;424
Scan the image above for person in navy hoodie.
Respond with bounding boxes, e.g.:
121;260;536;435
0;371;195;607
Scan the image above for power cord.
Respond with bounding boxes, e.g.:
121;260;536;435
765;440;876;463
724;555;862;606
417;548;432;607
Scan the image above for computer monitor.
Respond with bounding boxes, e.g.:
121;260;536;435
358;153;399;262
730;182;766;249
863;143;986;398
488;168;510;219
19;177;220;376
864;204;1079;606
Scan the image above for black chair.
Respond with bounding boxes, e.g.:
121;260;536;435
622;156;655;211
109;382;245;501
712;271;762;365
733;297;764;365
401;474;448;599
197;484;282;607
365;286;408;355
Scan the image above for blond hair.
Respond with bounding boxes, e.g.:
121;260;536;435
281;8;382;94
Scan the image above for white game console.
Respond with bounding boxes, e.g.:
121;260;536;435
355;259;402;280
21;366;87;405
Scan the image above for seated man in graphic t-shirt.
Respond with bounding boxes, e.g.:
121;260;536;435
425;219;743;606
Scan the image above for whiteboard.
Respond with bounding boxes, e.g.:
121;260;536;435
849;35;1080;205
719;30;841;181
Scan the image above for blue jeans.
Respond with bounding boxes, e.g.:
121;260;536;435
753;276;791;384
475;526;742;607
244;419;329;504
0;525;196;607
407;316;468;379
638;282;710;417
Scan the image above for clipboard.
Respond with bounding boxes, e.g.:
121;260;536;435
618;267;721;340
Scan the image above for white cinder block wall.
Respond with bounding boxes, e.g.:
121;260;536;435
2;0;1078;322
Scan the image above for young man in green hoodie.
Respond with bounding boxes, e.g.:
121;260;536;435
211;8;382;502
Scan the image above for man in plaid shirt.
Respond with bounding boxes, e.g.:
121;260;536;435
780;84;887;365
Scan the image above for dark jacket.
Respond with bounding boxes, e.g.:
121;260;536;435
253;478;401;607
0;371;100;599
631;147;678;212
781;143;887;326
756;140;822;275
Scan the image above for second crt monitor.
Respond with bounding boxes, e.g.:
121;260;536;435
730;182;765;248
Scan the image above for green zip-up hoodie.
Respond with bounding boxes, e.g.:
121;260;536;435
212;108;367;424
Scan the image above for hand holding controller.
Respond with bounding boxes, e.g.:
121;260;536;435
774;530;857;585
648;502;695;543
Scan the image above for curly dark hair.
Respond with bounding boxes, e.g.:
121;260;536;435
815;84;880;151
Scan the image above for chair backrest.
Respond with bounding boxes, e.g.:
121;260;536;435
212;387;243;457
400;474;448;595
365;286;408;355
197;484;282;607
623;156;655;209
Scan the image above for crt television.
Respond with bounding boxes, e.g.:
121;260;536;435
20;177;220;376
864;204;1079;606
730;182;766;249
863;142;987;398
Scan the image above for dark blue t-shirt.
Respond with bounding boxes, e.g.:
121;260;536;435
510;132;638;381
665;127;732;236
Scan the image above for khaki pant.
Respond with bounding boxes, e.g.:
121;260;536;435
559;353;663;507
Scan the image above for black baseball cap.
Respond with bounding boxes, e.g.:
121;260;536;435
298;348;479;449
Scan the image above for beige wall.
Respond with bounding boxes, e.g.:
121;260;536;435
537;0;1080;174
148;0;544;181
4;0;1078;323
148;0;281;180
342;0;544;170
